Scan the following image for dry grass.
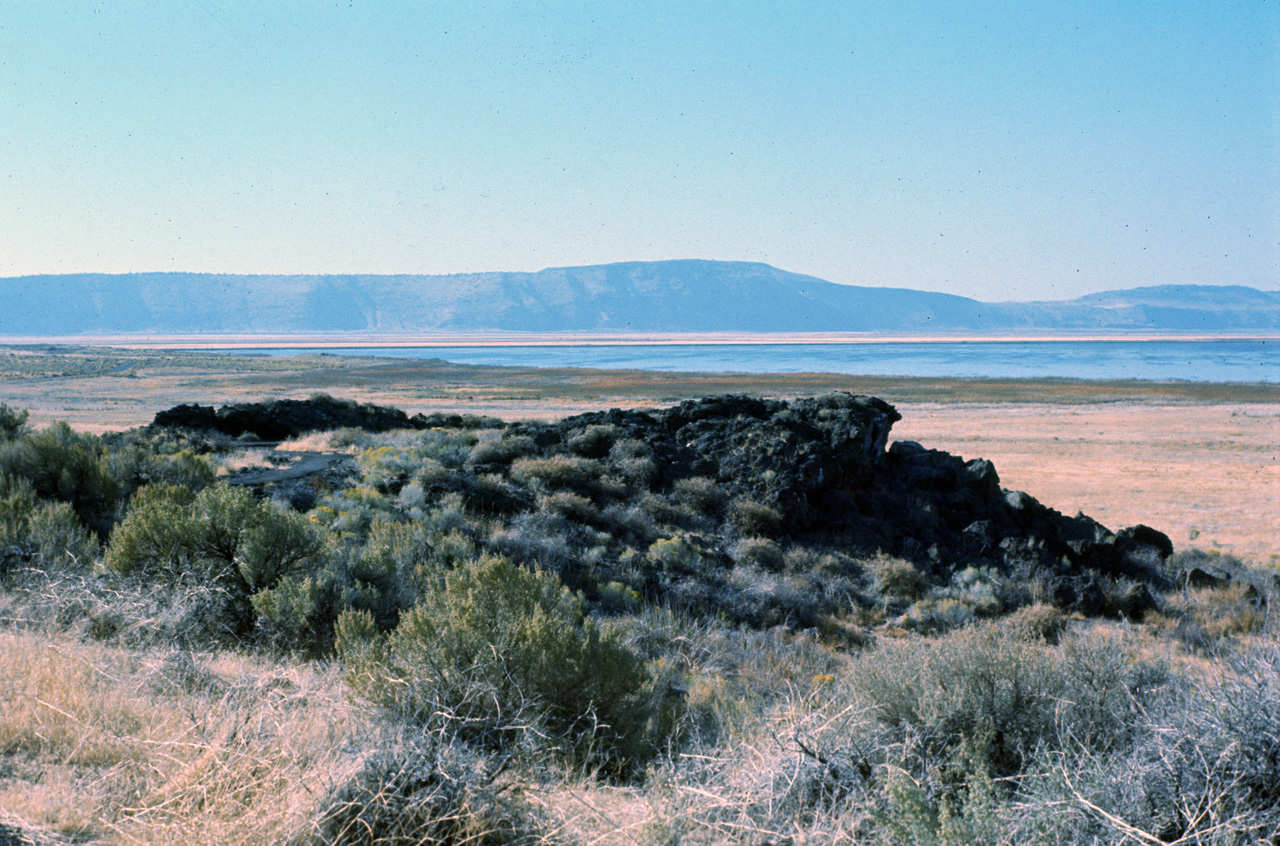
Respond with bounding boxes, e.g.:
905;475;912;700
1;600;1278;844
215;448;276;474
278;431;357;453
893;401;1280;565
0;630;365;845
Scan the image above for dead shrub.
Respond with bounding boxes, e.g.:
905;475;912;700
615;457;657;487
510;456;601;491
468;435;536;466
1167;582;1268;640
311;734;546;846
566;424;619;458
1002;602;1067;643
539;491;597;524
636;493;694;529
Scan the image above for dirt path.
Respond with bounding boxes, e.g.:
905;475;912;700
223;451;350;486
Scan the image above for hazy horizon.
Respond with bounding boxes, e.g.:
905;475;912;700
0;260;1273;306
2;3;1277;300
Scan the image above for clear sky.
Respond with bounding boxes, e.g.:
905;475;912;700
1;1;1277;301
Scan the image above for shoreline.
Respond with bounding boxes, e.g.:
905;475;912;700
2;331;1278;349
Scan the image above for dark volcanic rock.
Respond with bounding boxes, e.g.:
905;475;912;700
662;393;900;530
154;391;1178;619
534;392;1174;616
151;395;482;440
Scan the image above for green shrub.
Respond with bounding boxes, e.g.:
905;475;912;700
238;505;327;592
253;517;460;657
0;473;39;548
25;501;100;569
0;403;29;440
0;475;98;576
103;483;200;577
728;498;783;538
873;555;927;600
108;445;216;501
257;510;488;655
357;430;477;490
251;571;344;655
105;483;325;638
0;422;120;537
338;555;663;775
673;477;727;518
311;486;398;535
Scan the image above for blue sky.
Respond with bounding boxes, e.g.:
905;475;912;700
1;1;1276;301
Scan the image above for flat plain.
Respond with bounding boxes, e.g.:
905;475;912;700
3;343;1276;564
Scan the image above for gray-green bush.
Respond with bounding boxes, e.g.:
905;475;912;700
338;554;668;776
0;421;120;537
105;483;325;639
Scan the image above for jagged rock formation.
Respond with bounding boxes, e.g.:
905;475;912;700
152;396;503;441
154;392;1178;621
523;394;1173;617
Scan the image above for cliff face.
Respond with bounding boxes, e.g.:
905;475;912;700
6;263;1277;334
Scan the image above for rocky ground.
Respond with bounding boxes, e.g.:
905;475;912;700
153;393;1270;628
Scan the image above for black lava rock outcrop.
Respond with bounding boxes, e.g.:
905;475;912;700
508;393;1174;618
152;396;504;441
154;391;1177;620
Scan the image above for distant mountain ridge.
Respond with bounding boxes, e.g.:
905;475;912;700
1;261;1277;335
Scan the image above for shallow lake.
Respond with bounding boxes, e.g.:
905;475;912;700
213;339;1278;382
